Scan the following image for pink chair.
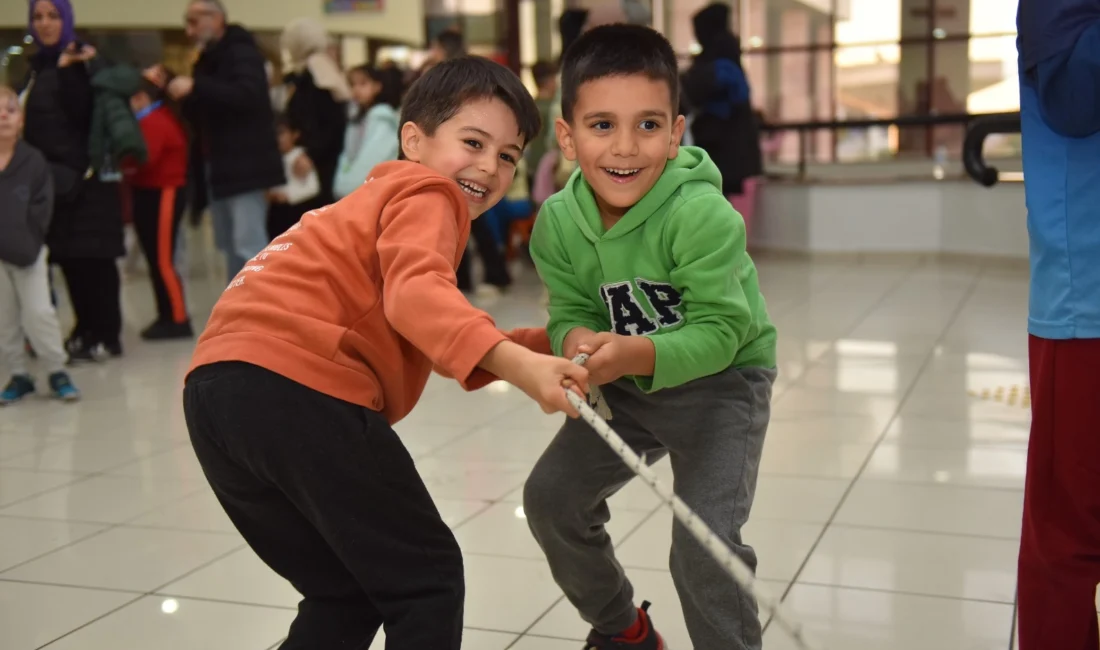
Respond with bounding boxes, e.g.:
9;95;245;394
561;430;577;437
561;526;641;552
532;151;560;206
728;176;761;240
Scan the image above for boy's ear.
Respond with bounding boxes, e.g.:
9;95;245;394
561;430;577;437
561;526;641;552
668;114;687;160
554;117;577;162
400;121;424;162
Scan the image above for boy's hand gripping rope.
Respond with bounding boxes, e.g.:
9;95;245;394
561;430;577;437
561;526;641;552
568;353;820;650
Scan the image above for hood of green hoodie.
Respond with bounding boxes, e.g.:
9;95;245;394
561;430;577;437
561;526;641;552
561;145;722;243
91;63;143;96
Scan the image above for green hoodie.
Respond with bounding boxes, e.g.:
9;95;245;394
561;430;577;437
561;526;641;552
530;145;776;392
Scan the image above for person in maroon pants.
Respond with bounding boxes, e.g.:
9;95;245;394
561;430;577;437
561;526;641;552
1016;1;1100;648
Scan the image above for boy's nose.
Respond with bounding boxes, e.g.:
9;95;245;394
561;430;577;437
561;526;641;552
611;131;638;156
477;153;499;176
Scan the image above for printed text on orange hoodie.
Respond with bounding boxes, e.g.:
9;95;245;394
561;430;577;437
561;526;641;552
189;161;549;424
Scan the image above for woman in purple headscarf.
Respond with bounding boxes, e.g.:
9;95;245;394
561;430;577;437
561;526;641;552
23;0;126;362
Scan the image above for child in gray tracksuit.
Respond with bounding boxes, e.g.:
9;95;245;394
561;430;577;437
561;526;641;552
524;25;777;650
0;86;79;404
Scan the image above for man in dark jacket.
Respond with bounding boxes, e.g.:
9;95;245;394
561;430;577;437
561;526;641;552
160;0;284;283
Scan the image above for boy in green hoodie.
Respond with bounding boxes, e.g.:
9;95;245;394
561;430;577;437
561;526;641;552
524;24;777;650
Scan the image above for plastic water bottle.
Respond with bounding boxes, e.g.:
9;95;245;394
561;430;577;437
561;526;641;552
933;144;947;180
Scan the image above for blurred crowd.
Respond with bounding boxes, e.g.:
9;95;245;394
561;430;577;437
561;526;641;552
1;0;765;405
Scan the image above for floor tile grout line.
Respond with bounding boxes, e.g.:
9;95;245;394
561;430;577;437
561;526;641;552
0;471;104;511
0;437;82;464
34;593;148;650
786;519;1022;542
769;264;988;633
786;579;1018;607
0;437;190;478
0;576;147;594
504;594;568;650
23;543;258;648
1007;587;1018;650
150;591;298;612
460;504;664;565
0;483;214;578
409;412;514;459
0;524;118;577
0;466;207;515
103;522;241;536
143;542;251;597
755;471;1026;494
447;501;498;532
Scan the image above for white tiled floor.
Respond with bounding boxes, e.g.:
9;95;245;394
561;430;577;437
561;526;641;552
0;251;1038;649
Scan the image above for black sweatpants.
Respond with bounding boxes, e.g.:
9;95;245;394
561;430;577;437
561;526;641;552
183;361;465;650
132;187;189;325
457;217;511;291
54;257;121;346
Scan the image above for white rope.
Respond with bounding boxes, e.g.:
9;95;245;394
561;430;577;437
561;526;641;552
569;353;820;650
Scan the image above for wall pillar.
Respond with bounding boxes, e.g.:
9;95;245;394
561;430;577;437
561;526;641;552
897;0;971;156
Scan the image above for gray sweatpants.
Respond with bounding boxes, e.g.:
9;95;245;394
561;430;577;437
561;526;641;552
0;249;68;375
524;366;775;650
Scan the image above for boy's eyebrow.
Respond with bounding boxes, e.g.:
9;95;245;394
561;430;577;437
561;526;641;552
581;109;671;121
459;126;524;155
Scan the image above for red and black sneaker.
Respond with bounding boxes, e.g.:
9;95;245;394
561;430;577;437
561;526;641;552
583;601;665;649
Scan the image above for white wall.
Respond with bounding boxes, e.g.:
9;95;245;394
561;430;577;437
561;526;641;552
753;180;1028;258
3;0;426;45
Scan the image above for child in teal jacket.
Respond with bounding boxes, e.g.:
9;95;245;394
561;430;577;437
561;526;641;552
525;24;777;650
332;65;402;199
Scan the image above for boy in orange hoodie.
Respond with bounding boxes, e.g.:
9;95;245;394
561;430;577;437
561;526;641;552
183;57;588;649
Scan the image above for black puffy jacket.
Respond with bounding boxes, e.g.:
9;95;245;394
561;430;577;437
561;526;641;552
183;24;285;200
22;50;124;260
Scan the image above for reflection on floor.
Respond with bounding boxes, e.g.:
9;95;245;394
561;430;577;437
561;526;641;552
0;252;1048;649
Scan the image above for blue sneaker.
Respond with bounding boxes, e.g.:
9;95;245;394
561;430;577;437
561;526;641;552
0;375;36;405
48;372;80;402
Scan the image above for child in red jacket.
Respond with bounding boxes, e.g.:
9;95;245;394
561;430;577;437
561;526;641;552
127;77;192;340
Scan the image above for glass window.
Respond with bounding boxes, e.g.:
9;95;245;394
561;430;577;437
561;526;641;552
836;0;902;46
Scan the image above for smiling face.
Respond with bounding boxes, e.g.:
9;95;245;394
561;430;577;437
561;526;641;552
556;74;685;223
0;91;23;142
400;96;525;219
31;0;63;48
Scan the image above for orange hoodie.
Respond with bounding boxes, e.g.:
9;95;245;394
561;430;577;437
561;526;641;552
189;161;549;424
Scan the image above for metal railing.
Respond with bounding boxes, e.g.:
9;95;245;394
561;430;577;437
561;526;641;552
760;112;1020;181
962;112;1022;187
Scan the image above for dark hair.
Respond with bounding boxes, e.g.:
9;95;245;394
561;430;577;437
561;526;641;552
273;112;294;133
435;28;466;60
560;23;679;123
135;68;187;129
531;60;557;88
348;64;404;122
398;56;541;161
135;78;163;102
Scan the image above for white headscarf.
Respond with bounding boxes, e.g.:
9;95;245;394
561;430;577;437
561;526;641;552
281;17;351;103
